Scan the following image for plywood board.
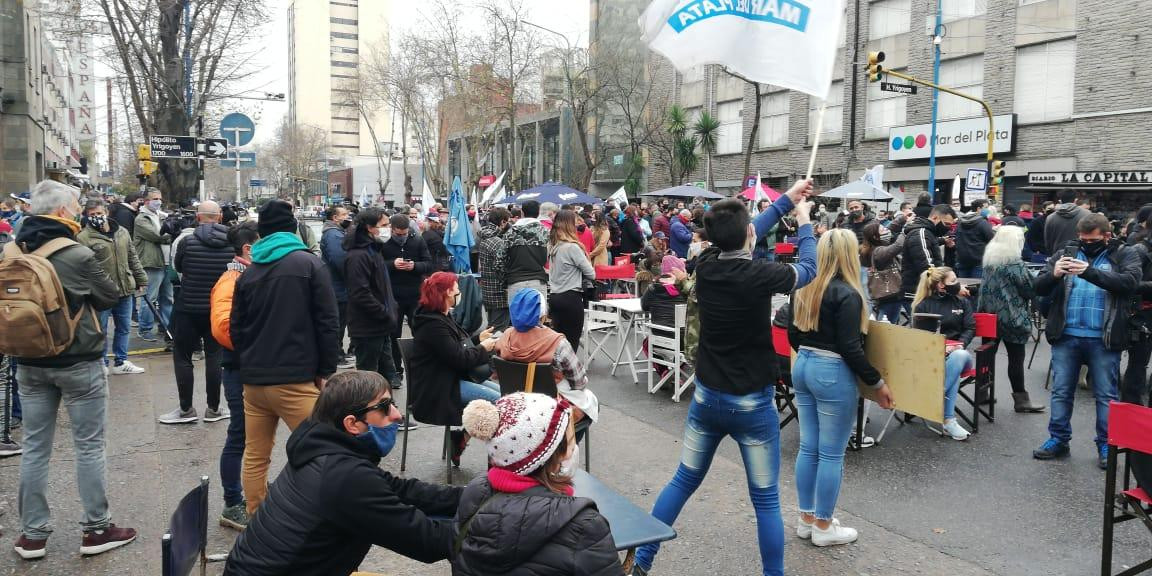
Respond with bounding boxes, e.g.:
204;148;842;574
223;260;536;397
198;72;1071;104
862;321;946;423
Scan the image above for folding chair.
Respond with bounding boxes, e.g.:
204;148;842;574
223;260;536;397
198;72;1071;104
646;304;694;403
491;356;592;471
769;325;798;430
955;313;998;433
774;243;796;264
583;305;621;365
1102;401;1152;576
161;476;209;576
397;338;455;484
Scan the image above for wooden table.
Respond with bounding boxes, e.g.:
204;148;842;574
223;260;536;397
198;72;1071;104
573;469;676;572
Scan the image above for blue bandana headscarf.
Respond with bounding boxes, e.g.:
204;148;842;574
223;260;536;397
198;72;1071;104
510;289;542;332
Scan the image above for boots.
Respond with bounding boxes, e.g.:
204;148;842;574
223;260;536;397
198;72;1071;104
1012;392;1046;413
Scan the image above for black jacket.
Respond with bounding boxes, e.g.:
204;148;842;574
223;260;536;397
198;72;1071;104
452;476;621;576
409;308;490;426
174;223;234;314
640;278;686;329
423;227;451;272
1034;241;1142;351
224;420;462;576
379;232;434;303
901;218;943;294
108;202;137;236
913;292;975;347
619;217;645;254
320;222;348;302
344;235;397;338
1025;213;1048;255
230;242;341;385
955;213;995;268
504;220;549;286
788;279;883;387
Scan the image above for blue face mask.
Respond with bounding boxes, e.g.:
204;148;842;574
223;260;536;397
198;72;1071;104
980;209;990;218
356;422;398;458
0;210;15;220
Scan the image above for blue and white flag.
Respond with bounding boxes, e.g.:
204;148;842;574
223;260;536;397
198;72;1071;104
608;186;629;211
639;0;847;99
446;176;475;274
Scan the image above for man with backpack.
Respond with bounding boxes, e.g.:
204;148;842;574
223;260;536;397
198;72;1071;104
0;180;137;560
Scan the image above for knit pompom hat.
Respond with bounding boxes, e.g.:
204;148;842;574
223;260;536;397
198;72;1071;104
660;254;685;276
462;393;571;476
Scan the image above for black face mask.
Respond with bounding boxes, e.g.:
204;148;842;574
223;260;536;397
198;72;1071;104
1081;240;1107;259
340;220;352;229
935;222;950;237
944;283;961;296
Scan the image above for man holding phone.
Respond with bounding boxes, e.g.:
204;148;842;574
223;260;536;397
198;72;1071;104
1033;214;1142;469
379;214;435;384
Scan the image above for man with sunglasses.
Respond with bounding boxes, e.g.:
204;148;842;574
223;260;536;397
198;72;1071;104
224;371;463;576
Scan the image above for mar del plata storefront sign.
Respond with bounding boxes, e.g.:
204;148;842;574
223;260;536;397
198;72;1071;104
1028;171;1152;185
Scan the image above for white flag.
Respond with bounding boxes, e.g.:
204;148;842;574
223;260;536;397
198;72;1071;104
639;0;847;99
861;165;884;191
608;186;628;210
422;178;436;215
480;171;507;205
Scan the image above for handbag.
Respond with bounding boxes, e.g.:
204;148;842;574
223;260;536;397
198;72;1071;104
867;261;902;301
459;337;492;383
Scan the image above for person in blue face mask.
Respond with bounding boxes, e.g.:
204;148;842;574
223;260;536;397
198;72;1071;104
224;370;464;576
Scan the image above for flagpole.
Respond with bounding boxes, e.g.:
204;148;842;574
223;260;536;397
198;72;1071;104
805;101;827;181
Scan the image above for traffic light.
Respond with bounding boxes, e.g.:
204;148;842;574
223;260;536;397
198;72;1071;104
866;51;885;82
992;160;1007;186
137;144;157;176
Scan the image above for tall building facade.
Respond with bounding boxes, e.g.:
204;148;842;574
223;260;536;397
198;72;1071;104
287;0;393;158
588;0;650;197
641;0;1152;216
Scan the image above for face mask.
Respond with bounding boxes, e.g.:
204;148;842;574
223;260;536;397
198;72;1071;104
557;443;578;478
944;282;961;296
148;200;162;212
0;210;15;220
394;233;408;246
980;209;990;218
378;228;391;240
453;292;461;307
850;209;863;221
1081;240;1106;259
355;422;398;458
935;222;950;237
340;219;351;229
86;215;106;230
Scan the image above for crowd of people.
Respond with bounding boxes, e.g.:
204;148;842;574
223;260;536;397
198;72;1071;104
1;177;1151;576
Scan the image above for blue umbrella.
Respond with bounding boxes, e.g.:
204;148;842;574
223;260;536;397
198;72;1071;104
494;182;604;206
446;176;475;273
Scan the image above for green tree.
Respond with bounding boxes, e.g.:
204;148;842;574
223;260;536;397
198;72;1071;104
693;111;720;192
666;105;698;185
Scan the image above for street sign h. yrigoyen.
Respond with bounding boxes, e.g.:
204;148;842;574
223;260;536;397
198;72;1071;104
149;135;198;159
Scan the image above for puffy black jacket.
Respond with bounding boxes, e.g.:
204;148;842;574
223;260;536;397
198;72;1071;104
787;279;883;387
901;218;943;294
913;292;975;347
344;235;397;338
1034;241;1142;351
504;220;549;286
423;227;451;272
224;420;462;576
379;232;434;302
230;235;341;385
451;476;622;576
640;278;686;329
174;223;234;314
107;201;137;236
954;213;995;268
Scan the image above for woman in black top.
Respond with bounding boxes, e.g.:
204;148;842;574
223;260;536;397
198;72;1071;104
912;266;976;440
789;229;892;547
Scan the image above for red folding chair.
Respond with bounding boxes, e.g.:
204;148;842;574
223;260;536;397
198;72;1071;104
775;243;796;264
956;312;998;433
614;256;631;266
1102;401;1152;576
770;325;797;429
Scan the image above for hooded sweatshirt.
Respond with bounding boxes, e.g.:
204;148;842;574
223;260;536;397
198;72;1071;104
230;232;341;385
223;420;462;576
174;222;234;314
1044;203;1087;256
955;212;996;268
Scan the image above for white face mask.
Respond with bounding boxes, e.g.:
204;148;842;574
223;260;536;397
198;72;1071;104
557;443;578;478
378;228;391;240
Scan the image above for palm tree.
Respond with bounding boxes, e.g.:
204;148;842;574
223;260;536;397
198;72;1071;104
666;105;698;185
693;111;720;192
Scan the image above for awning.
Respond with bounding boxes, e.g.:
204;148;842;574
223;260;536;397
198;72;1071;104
1019;186;1152;192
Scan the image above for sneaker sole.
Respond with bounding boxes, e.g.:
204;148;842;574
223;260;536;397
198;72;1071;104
0;448;24;457
80;534;136;556
796;526;811;539
14;546;46;560
202;415;230;422
158;417;199;424
219;517;247;531
811;536;858;547
1033;450;1070;460
110;370;146;375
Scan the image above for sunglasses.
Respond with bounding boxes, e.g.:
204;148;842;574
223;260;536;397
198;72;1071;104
353;397;397;419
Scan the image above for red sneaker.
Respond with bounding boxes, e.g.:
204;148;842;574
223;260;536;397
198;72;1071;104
80;524;137;556
14;534;48;560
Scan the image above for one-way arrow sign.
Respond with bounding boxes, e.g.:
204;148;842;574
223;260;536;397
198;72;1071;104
201;138;229;159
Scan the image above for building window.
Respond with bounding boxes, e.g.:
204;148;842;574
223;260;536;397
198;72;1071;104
942;0;985;22
758;92;789;148
869;0;911;39
331;1;357;6
939;55;984;120
865;76;906;139
331;60;358;68
1014;39;1075;123
809;81;844;144
680;65;705;107
331;32;358;40
715;100;743;155
330;17;357;26
332;46;359;54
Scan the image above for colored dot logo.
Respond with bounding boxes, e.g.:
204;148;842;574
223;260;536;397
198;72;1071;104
892;134;930;151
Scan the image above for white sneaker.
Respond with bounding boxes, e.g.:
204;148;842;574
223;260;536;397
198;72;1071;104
203;406;231;422
810;518;858;547
110;361;146;375
797;517;813;539
158;407;198;424
942;418;970;441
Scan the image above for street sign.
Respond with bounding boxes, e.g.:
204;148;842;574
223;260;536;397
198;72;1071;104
880;82;918;95
478;174;495;187
202;138;229;159
220;151;256;168
249;179;266;187
746;176;757;188
149;135;198;159
219;113;255;147
966;168;988;192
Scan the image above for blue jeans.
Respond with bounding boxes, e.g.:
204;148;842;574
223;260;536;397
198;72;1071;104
18;360;110;538
793;350;858;521
955;265;983;280
636;383;783;576
1048;336;1120;447
139;267;173;335
944;349;973;420
220;367;246;507
459;380;501;404
6;357;20;421
99;296;133;366
874;299;903;325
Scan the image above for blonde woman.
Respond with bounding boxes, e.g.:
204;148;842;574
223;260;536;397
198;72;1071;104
788;229;893;547
547;209;595;351
912;266;976;440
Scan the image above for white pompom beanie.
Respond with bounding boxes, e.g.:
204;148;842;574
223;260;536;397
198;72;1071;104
462;392;571;476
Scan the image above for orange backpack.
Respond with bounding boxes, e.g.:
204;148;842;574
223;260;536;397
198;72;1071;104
0;238;87;358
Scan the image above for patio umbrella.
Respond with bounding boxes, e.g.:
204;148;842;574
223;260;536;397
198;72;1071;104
819;180;893;201
494;182;603;206
641;184;724;199
445;175;475;274
739;184;781;201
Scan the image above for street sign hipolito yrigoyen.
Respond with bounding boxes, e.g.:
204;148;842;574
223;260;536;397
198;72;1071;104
148;135;198;159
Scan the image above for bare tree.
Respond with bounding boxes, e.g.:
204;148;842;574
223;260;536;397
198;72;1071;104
597;51;670;192
479;0;541;190
265;120;329;205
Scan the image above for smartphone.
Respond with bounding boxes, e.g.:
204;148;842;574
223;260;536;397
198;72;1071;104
1063;241;1081;260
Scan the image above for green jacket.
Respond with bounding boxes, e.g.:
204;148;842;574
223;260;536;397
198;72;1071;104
77;221;148;298
133;208;170;269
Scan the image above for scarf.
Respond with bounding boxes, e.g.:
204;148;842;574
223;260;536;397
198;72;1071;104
495;326;566;365
42;215;81;236
488;467;574;496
